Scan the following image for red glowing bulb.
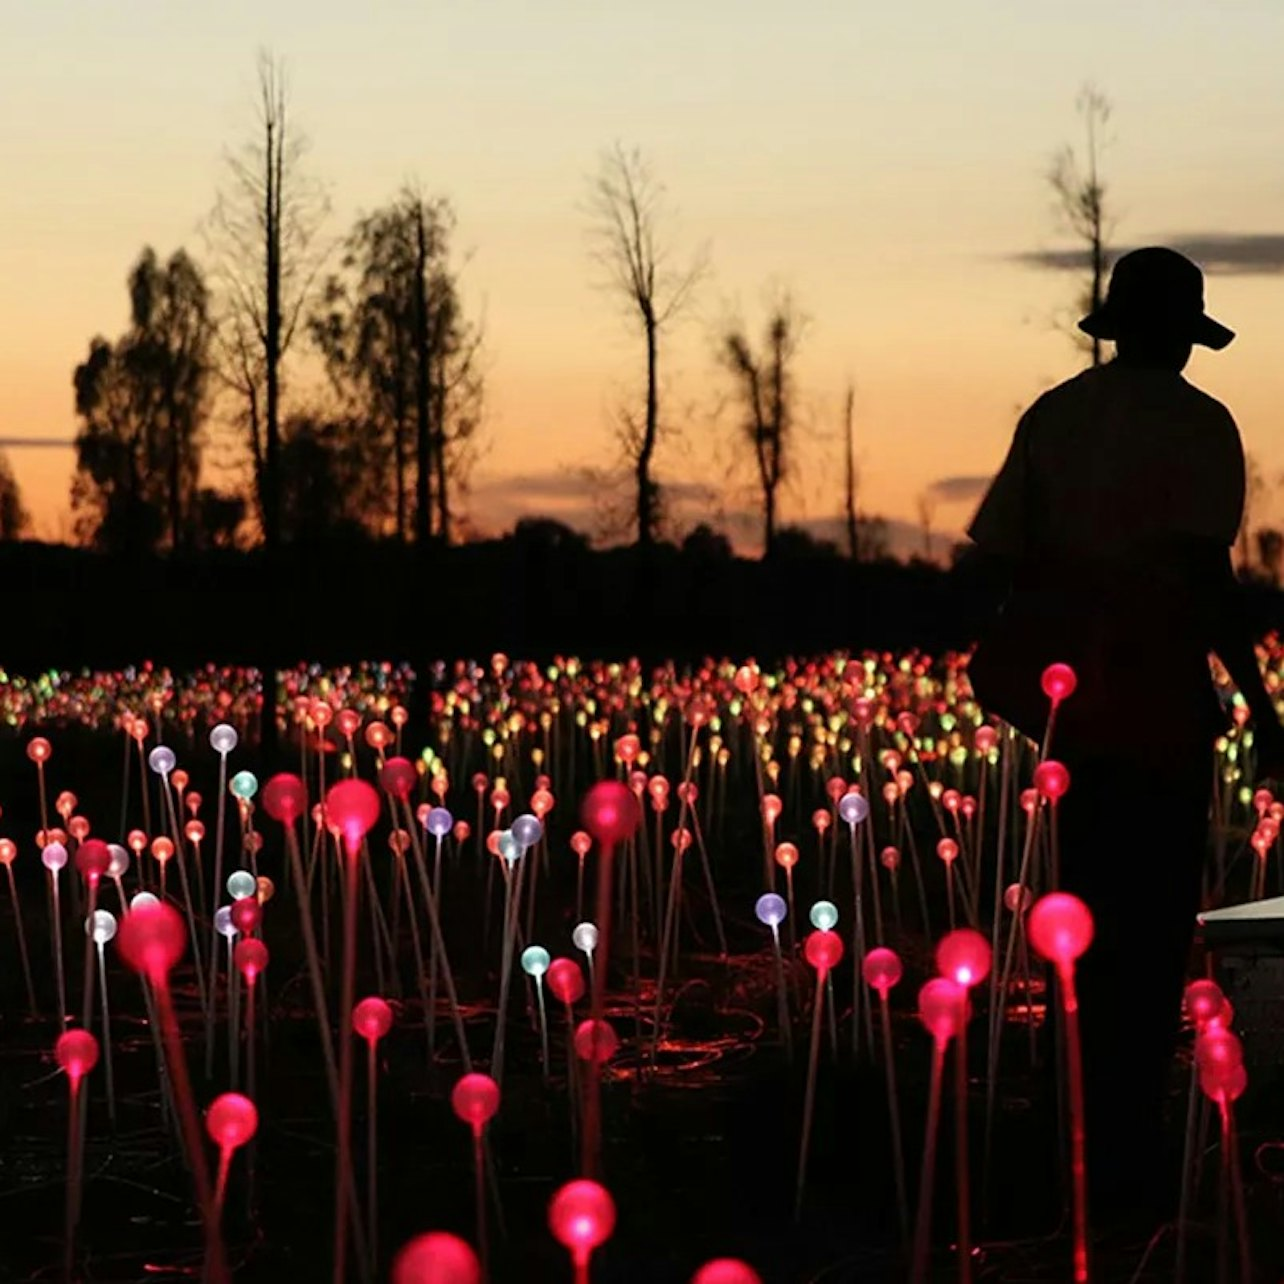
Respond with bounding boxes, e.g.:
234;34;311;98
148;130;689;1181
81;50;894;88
26;737;51;765
570;831;592;857
811;808;831;833
580;781;640;848
380;757;418;801
936;837;958;865
74;838;111;885
205;1091;259;1151
325;779;381;854
862;946;903;997
117;900;187;982
935;928;992;988
804;928;844;976
55;1029;99;1087
974;725;997;754
1027;893;1094;971
573;1018;620;1064
352;995;394;1044
234;938;269;983
918;977;967;1045
230;896;261;936
262;773;307;826
1184;979;1225;1028
547;958;586;1006
450;1072;501;1135
391;1232;481;1284
548;1179;616;1264
1041;662;1077;705
691;1261;763;1284
1033;760;1070;802
761;794;783;826
1200;1060;1247;1105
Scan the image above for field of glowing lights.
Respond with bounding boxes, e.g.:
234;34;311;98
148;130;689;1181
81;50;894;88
0;650;1281;1283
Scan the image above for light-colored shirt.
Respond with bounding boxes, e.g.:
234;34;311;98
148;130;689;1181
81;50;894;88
969;361;1245;560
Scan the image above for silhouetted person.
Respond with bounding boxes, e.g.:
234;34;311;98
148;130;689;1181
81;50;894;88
967;247;1284;1228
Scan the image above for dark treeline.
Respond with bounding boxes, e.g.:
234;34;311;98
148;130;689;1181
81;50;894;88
4;533;1284;679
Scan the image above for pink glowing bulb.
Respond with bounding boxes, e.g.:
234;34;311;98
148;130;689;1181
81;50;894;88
1184;979;1225;1028
1041;662;1077;705
677;781;699;805
811;808;831;833
205;1092;259;1151
573;1018;619;1064
365;721;393;751
0;839;15;866
451;1072;501;1135
918;977;968;1045
1033;760;1070;802
325;779;381;854
1027;893;1094;971
68;816;90;842
453;820;471;843
74;838;111;886
117;900;186;982
547;958;586;1006
880;846;901;871
1196;1026;1243;1074
391;1232;481;1284
936;837;958;865
1019;788;1039;815
942;789;961;814
935;928;992;989
974;725;997;754
390;704;408;729
761;794;783;826
862;946;903;997
151;836;175;864
26;737;51;765
262;773;307;826
185;819;206;844
804;929;844;977
380;757;419;802
1252;788;1273;816
774;842;799;870
691;1261;763;1284
615;734;641;764
570;831;592;857
353;995;394;1043
55;1029;99;1088
548;1179;616;1264
234;938;269;983
1200;1060;1247;1105
490;786;510;813
825;776;847;804
581;781;640;847
531;788;554;819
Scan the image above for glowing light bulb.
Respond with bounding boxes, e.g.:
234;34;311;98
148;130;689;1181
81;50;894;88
87;909;118;946
521;945;551;978
210;724;238;755
936;837;958;865
352;995;394;1043
1033;760;1071;803
755;892;787;929
262;774;307;826
42;841;68;873
74;838;111;885
774;842;800;870
862;946;903;996
55;1029;99;1087
325;779;381;854
581;781;640;846
227;870;257;900
804;928;844;976
572;922;599;955
230;897;261;936
205;1091;258;1151
451;1072;501;1134
548;1179;616;1263
547;958;585;1005
837;791;869;826
1027;893;1094;970
691;1261;763;1284
1184;979;1226;1028
148;746;176;776
809;899;839;931
391;1232;481;1284
935;928;992;989
425;807;453;838
116;899;187;982
235;938;269;983
1041;662;1077;705
130;891;160;912
918;976;967;1045
573;1018;619;1063
512;813;543;849
214;906;237;940
230;770;258;801
380;757;418;801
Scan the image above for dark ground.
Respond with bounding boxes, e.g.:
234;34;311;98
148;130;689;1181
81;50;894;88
0;728;1281;1283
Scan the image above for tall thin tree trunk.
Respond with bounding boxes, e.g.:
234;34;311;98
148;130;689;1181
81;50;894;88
843;384;858;560
413;203;433;544
433;351;449;545
638;313;658;546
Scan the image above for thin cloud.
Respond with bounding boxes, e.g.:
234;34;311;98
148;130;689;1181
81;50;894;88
1012;233;1284;276
471;470;717;505
928;475;990;503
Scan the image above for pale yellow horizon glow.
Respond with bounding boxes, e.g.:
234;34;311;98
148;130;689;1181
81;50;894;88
3;1;1283;551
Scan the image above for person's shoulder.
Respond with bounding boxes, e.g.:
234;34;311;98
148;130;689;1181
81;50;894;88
1176;377;1239;433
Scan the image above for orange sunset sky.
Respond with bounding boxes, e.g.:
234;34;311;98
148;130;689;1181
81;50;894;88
3;1;1284;552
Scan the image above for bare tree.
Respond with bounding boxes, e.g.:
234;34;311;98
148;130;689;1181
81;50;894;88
588;143;705;546
1048;84;1113;366
842;382;859;559
720;295;803;558
916;490;937;561
0;451;28;540
206;51;328;550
